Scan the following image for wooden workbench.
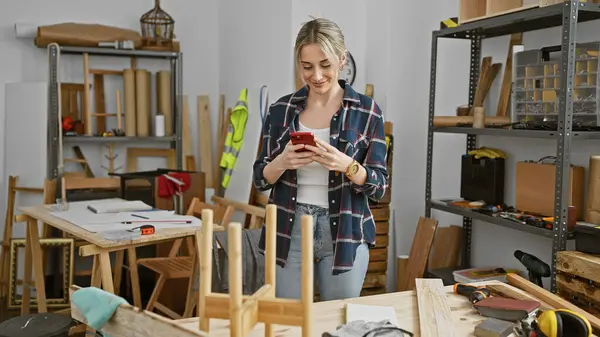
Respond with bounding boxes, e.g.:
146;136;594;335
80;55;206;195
174;280;521;336
18;203;223;313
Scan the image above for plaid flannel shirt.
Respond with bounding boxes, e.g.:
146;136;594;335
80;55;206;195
253;80;389;275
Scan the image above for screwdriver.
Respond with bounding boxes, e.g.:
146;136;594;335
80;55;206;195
453;283;490;304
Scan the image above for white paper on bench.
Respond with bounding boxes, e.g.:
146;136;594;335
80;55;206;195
49;198;201;233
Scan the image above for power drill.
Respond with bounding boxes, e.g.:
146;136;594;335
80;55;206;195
514;250;551;288
453;283;490;304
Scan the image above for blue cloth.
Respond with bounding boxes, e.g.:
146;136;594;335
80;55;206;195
253;79;389;275
71;287;128;334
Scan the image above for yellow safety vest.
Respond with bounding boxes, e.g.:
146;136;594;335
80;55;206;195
220;88;249;188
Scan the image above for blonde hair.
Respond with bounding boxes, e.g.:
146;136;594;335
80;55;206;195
294;17;347;67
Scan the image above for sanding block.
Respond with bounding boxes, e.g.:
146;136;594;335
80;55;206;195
473;297;540;321
474;318;514;337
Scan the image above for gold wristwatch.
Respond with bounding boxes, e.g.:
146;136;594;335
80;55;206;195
345;160;360;178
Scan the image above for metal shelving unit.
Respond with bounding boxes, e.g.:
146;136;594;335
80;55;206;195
425;1;600;293
46;45;184;182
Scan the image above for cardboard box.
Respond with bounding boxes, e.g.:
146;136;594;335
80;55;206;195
515;161;585;219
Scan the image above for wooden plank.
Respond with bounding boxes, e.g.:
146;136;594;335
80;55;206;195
428;225;462;270
375;221;389;235
374;234;389;249
70;286;207;337
369;247;387;262
496;33;523;116
556;273;600;305
363;272;386;289
182;95;193;169
557;250;600;284
197;95;213;188
415;278;455;337
486;0;522;16
93;74;106;133
397;217;438;291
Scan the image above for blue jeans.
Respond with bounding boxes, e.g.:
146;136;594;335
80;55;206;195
275;203;370;301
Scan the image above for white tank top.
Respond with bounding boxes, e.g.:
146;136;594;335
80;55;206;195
296;122;330;208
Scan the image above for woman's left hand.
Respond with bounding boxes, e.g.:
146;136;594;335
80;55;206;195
305;138;354;173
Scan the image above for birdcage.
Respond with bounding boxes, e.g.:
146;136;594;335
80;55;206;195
140;0;175;47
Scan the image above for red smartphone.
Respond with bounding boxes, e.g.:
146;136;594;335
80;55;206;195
290;131;316;151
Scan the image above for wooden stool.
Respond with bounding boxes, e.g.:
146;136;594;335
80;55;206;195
196;204;312;337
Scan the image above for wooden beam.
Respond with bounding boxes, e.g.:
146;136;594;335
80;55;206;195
415;278;455;337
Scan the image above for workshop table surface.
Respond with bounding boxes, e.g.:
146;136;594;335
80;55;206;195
175;280;522;337
18;204;214;249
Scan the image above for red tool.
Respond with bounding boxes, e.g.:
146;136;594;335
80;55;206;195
130;225;155;235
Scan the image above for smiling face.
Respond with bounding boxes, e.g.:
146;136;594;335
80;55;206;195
299;43;345;95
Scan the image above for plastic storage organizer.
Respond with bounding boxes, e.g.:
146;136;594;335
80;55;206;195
512;42;600;127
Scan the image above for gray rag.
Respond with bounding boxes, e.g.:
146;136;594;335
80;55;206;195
322;320;413;337
193;228;265;295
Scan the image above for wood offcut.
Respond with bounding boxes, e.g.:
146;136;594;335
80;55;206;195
397;217;438;291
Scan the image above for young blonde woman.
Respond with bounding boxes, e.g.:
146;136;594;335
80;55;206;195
253;18;389;301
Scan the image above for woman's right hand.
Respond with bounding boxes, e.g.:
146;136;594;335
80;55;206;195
273;141;315;170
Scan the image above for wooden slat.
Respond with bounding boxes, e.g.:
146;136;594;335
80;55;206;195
369;247;387;262
374;234;389;249
371;207;390;221
93;74;106;133
415;278;456;337
197;95;213;188
397;217;438;291
363;272;386;289
375;221;389;235
367;261;387;273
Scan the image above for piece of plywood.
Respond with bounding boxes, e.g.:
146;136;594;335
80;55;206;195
197;95;213;188
397;217;438;291
428;226;462;270
415;278;455;337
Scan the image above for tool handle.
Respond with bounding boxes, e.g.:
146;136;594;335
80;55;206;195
453;283;477;297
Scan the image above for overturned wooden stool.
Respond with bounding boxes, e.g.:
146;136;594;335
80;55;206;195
197;204;312;337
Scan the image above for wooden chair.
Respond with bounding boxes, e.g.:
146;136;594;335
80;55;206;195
69;285;208;337
136;196;266;319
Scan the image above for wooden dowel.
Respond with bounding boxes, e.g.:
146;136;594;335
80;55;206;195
198;209;213;332
301;215;313;337
228;222;243;337
116;90;123;130
83;53;91;135
265;204;277;337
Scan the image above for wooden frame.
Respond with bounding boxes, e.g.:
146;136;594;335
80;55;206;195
126;147;176;172
8;238;74;309
196;205;312;337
